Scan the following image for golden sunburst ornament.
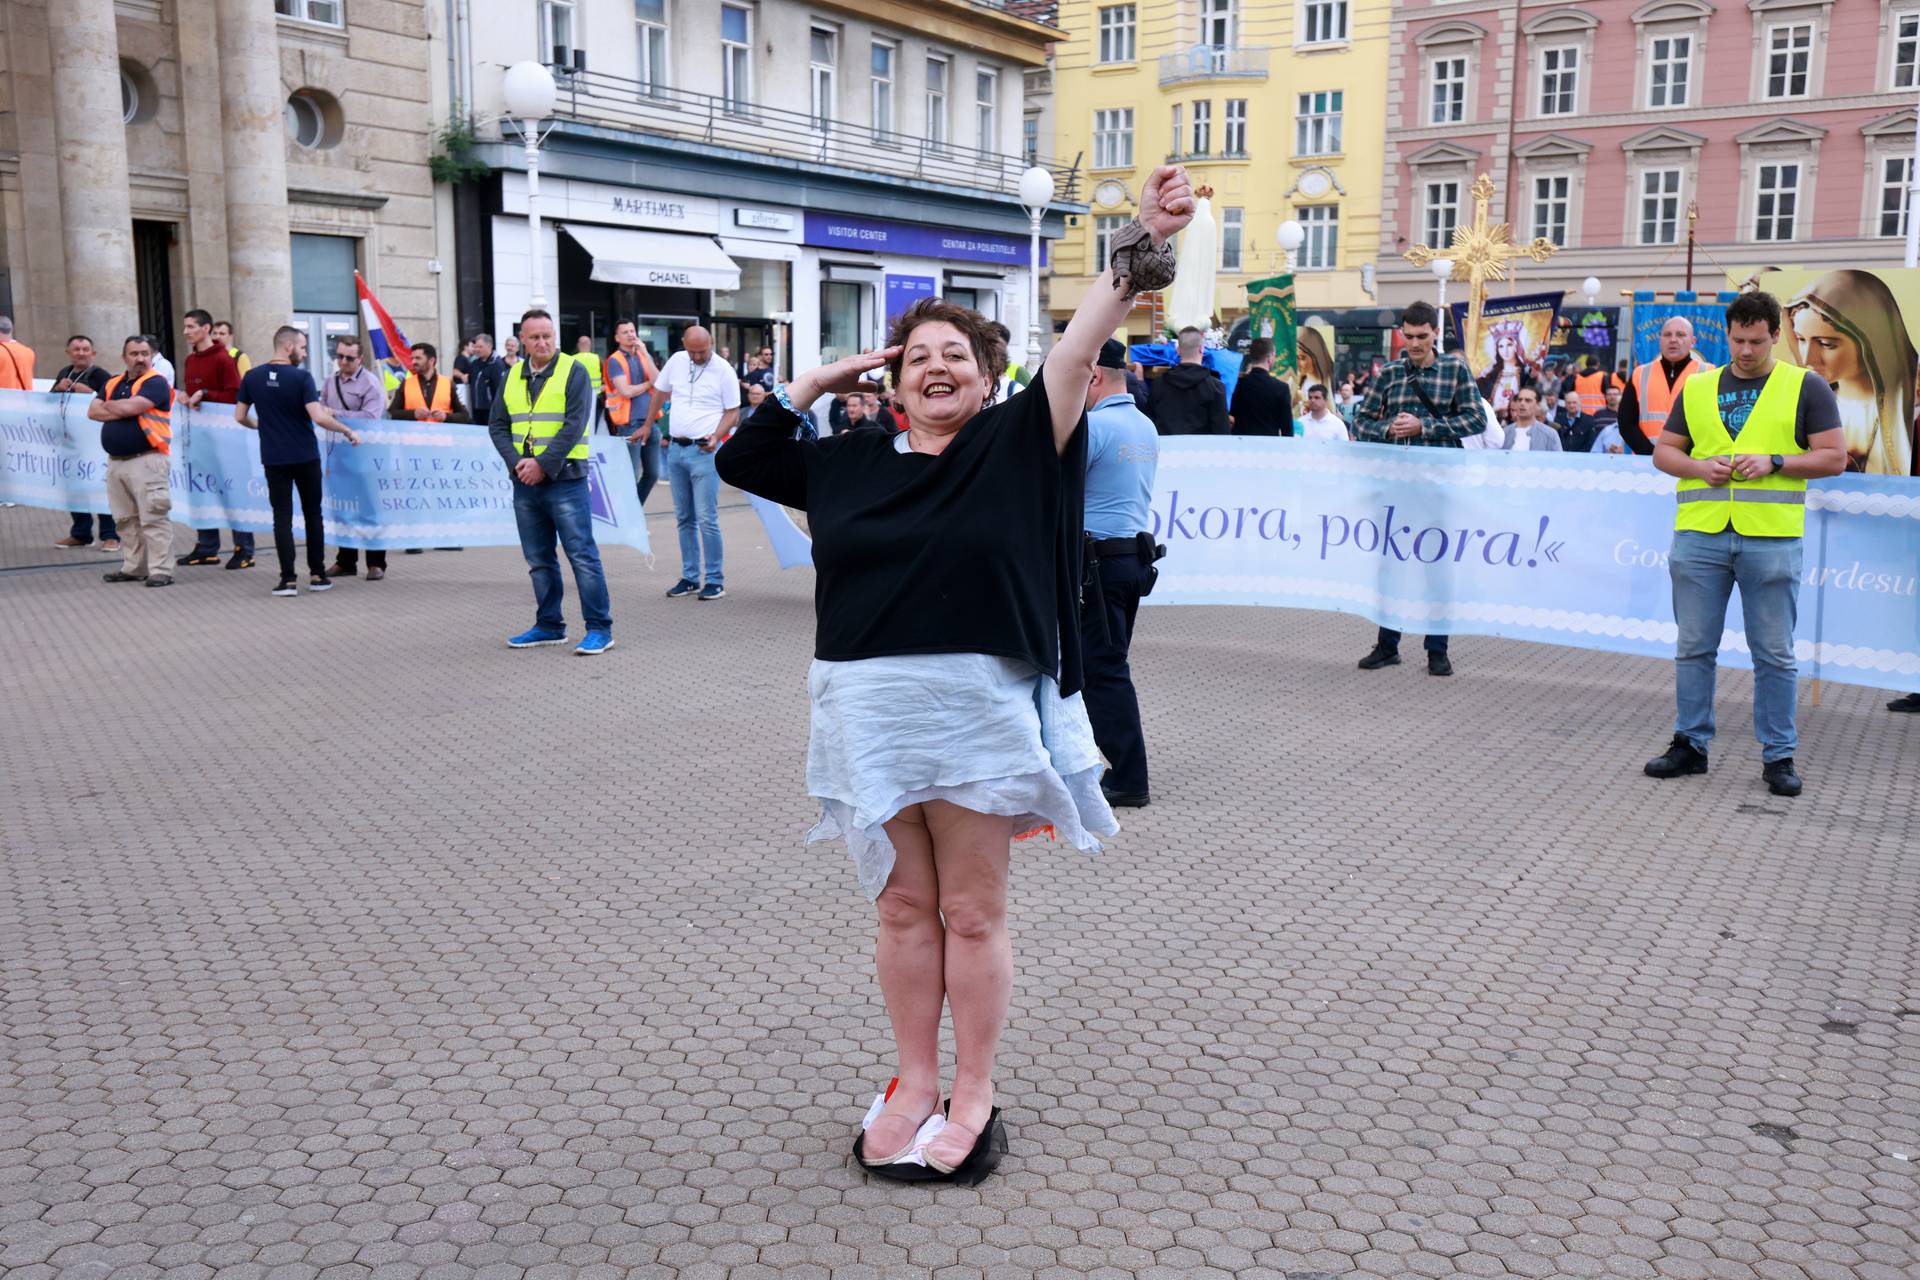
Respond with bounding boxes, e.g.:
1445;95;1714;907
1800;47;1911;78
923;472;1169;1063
1404;174;1557;349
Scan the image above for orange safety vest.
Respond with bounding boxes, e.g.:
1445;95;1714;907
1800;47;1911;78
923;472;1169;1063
103;370;172;454
1574;368;1612;401
603;347;656;427
403;372;451;414
1632;356;1703;439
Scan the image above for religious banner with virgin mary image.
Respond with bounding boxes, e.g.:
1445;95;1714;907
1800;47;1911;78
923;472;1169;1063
1449;291;1563;416
1750;267;1920;477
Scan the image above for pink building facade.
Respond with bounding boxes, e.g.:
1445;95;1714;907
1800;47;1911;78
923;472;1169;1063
1376;0;1918;311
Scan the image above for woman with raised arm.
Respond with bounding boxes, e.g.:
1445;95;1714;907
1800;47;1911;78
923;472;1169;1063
717;166;1193;1182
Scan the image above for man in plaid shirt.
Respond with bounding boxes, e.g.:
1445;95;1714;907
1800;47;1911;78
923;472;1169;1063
1352;300;1486;677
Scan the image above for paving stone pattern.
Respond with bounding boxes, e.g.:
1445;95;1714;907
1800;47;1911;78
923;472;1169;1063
1;500;1917;1280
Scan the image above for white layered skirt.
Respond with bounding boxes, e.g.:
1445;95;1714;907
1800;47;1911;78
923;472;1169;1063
805;652;1119;900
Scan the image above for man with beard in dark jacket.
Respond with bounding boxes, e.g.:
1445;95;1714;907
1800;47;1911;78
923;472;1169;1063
1147;326;1229;435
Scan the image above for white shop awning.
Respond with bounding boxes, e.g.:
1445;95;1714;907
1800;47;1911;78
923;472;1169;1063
561;224;741;292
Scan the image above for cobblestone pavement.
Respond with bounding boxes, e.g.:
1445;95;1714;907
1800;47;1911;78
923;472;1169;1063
2;499;1916;1280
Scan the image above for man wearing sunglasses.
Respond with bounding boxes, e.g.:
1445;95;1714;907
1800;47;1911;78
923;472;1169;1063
320;337;390;579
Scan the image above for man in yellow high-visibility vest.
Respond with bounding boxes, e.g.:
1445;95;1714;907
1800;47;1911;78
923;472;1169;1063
486;308;613;656
1645;291;1847;798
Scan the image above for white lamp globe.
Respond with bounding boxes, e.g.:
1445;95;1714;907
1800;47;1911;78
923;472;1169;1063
1582;275;1603;304
1432;258;1455;281
502;61;558;120
1276;220;1305;252
1017;166;1056;214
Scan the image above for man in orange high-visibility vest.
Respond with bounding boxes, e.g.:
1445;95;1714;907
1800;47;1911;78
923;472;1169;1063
1617;316;1704;456
389;343;469;423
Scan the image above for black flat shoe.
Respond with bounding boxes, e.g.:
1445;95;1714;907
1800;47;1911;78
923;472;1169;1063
1763;758;1802;798
1101;785;1150;808
1645;734;1708;779
1357;645;1400;671
1889;692;1920;713
852;1102;1007;1185
1427;653;1453;677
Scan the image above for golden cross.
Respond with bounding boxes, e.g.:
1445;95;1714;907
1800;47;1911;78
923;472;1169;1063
1404;173;1557;349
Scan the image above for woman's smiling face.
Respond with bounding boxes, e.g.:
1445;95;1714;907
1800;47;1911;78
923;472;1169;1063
897;321;990;431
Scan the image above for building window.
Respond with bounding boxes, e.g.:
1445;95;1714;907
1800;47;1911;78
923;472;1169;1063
1881;155;1913;237
1430;57;1467;125
1295;90;1342;156
1224;99;1247;156
1190;100;1211;156
926;57;948;147
1098;5;1136;63
1095;214;1130;269
1753;162;1799;241
1201;0;1238;48
976;69;997;150
1298;204;1339;269
1220;207;1244;270
539;0;575;63
1649;34;1689;107
276;0;342;26
1639;168;1682;244
810;28;837;131
820;281;869;363
1023;114;1038;162
721;4;751;112
636;0;668;94
283;89;342;149
1170;102;1183;157
1896;14;1919;88
120;69;140;123
1539;46;1577;116
1301;0;1348;45
1423;181;1459;248
1530;174;1570;245
872;42;895;136
1093;108;1134;168
1765;23;1812;98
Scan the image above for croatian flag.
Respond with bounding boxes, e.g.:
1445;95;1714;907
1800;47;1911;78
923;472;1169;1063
355;271;412;374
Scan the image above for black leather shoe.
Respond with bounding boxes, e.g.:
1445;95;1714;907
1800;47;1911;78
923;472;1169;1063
1357;645;1401;671
1645;734;1708;779
1763;758;1802;797
1427;652;1453;677
224;552;254;570
1101;785;1150;808
178;550;220;566
1889;692;1920;713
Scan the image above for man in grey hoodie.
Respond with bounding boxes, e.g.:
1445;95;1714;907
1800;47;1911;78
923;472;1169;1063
1497;386;1562;452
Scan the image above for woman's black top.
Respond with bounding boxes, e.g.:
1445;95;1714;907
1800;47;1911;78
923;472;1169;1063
716;375;1088;696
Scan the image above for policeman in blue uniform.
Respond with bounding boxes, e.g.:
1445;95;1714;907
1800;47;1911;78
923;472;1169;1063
1080;338;1163;808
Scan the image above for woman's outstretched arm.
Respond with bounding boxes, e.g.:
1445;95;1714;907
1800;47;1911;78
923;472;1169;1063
1041;164;1194;454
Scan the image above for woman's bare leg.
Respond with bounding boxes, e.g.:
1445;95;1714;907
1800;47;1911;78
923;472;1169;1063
866;803;945;1159
922;800;1014;1166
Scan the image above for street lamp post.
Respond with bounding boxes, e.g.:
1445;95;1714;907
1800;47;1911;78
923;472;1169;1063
502;61;558;311
1276;219;1304;274
1431;257;1455;313
1017;166;1056;367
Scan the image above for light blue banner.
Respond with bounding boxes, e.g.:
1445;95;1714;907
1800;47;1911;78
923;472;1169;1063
0;390;649;553
1148;439;1920;692
1631;298;1733;368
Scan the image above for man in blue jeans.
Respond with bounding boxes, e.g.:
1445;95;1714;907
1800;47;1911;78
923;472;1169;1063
487;308;614;656
643;325;740;600
1644;291;1845;797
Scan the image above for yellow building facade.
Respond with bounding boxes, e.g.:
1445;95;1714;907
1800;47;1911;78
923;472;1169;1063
1048;0;1389;338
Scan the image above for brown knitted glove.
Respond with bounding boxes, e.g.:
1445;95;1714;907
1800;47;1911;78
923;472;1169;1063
1108;219;1177;298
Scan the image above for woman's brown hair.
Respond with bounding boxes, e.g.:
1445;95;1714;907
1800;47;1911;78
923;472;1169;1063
884;297;1008;405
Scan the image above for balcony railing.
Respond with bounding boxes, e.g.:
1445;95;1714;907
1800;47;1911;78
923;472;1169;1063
1158;45;1270;86
541;69;1081;204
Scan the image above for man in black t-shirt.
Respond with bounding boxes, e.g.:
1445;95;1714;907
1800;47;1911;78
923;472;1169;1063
51;335;120;551
235;325;362;596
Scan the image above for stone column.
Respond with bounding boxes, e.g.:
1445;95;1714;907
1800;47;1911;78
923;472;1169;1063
214;0;294;352
48;0;140;347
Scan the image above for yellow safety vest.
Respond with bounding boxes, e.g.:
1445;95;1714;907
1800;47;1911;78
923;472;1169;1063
574;349;602;389
502;352;587;461
1674;364;1808;538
